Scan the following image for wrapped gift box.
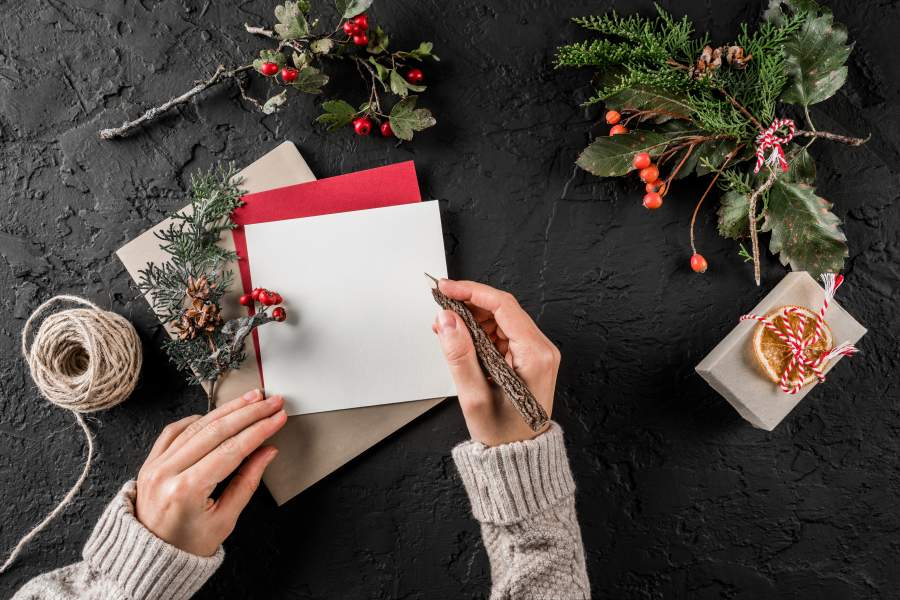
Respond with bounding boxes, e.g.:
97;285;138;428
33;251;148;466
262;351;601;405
696;272;867;431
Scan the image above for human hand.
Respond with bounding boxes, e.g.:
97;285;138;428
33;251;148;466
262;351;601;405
135;390;287;556
432;279;559;447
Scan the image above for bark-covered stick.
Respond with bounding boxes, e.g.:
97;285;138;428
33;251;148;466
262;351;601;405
427;274;549;432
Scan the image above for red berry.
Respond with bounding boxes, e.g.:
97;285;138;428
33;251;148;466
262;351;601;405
645;180;666;194
639;165;659;183
239;294;252;306
609;125;628;136
272;292;283;304
380;121;393;137
690;253;708;273
343;21;357;35
405;68;424;84
642;192;663;210
272;307;287;322
605;110;621;125
353;33;369;46
633;152;651;170
353;14;369;30
281;67;298;83
353;116;372;136
258;290;271;305
251;288;262;301
260;62;279;77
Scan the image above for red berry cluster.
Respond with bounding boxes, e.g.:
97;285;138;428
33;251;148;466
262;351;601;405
239;288;287;321
342;13;370;46
351;67;425;139
258;62;300;84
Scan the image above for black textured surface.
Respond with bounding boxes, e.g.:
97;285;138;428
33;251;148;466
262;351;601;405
1;1;898;598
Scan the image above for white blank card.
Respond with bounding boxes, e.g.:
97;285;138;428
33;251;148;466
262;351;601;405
244;201;456;416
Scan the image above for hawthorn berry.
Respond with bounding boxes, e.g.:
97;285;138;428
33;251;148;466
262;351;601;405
405;68;424;84
343;21;358;35
272;292;283;304
353;116;372;135
239;293;252;306
281;67;298;83
690;253;708;273
380;121;393;137
645;180;666;194
353;14;369;30
353;33;369;46
260;62;279;77
633;152;651;170
642;192;663;210
605;110;621;125
257;290;272;305
609;124;628;136
272;307;287;322
251;288;262;301
639;165;659;183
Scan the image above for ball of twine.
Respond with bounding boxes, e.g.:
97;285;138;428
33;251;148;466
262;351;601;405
1;295;142;574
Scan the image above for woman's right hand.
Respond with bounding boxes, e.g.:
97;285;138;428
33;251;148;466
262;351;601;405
135;390;287;556
432;279;560;447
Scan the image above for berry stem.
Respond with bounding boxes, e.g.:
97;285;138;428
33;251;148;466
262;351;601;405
689;145;742;254
661;142;697;197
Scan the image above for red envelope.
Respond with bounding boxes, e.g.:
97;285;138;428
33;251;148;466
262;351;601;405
231;161;422;382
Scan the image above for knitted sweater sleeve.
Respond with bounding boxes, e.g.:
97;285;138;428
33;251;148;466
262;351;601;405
12;481;222;600
452;423;590;600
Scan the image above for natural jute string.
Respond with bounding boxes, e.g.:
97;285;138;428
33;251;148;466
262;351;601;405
0;295;142;573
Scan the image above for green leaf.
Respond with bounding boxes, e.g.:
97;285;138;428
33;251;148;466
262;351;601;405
310;38;334;55
292;66;329;94
389;96;436;141
335;0;372;19
695;139;739;176
784;147;816;184
770;0;852;106
399;41;439;61
389;70;426;97
603;86;693;123
315;99;356;131
262;90;288;115
718;190;750;239
761;179;847;277
366;26;389;54
575;131;672;177
368;57;390;91
273;2;309;40
292;51;312;69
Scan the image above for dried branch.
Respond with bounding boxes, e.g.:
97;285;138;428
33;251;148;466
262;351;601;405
747;167;779;286
794;129;869;146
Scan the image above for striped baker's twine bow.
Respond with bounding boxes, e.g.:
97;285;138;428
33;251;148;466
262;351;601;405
740;273;858;394
754;118;796;174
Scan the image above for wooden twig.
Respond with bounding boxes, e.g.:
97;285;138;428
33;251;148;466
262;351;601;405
99;64;253;140
426;274;549;432
747;167;779;286
244;23;275;38
794;129;869;146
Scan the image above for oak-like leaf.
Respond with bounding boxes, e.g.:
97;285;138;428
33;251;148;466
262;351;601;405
389;96;436;141
273;2;309;40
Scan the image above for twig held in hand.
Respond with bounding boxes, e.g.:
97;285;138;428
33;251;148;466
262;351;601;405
426;274;549;432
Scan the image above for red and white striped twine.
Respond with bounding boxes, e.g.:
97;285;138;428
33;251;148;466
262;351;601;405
754;118;796;174
740;273;858;394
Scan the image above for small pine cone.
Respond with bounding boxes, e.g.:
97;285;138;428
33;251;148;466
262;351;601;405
186;275;213;300
725;45;752;69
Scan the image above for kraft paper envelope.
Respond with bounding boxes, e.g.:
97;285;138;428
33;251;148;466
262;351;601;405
117;142;444;504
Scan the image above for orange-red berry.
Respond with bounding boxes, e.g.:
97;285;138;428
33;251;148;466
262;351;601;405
690;253;708;273
609;124;628;136
645;179;666;194
639;165;659;183
605;110;621;125
633;152;651;170
642;192;663;210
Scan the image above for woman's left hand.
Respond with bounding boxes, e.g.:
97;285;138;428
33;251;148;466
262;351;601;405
135;389;287;556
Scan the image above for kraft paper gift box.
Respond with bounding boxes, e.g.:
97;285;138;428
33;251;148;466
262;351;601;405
117;142;445;504
695;271;866;431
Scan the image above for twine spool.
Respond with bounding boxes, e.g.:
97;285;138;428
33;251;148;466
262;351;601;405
0;295;142;573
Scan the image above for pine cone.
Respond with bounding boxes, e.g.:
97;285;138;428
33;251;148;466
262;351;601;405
691;45;722;79
725;45;752;69
174;298;223;340
186;275;213;300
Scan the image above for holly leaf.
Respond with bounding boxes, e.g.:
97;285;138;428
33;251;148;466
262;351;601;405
316;99;356;131
604;86;693;123
292;66;329;94
718;190;751;239
367;26;389;54
273;2;309;40
389;69;425;97
761;179;847;277
335;0;372;19
575;131;672;177
262;90;288;115
767;0;852;107
389;96;436;141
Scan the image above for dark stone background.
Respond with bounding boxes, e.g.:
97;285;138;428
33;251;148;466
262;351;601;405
0;0;898;598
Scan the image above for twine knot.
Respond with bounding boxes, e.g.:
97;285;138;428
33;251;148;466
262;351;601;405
754;117;796;174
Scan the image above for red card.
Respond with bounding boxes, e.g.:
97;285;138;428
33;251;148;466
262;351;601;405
231;161;422;381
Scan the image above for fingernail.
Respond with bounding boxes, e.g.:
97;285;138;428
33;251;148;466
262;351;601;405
266;394;283;406
438;310;456;332
269;409;286;422
243;389;260;401
266;447;279;461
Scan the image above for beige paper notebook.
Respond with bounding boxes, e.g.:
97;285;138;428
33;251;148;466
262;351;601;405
117;142;444;504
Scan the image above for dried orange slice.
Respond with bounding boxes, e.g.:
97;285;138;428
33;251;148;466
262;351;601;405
751;305;833;387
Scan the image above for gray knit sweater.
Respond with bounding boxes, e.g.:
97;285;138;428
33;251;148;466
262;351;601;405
13;423;588;599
